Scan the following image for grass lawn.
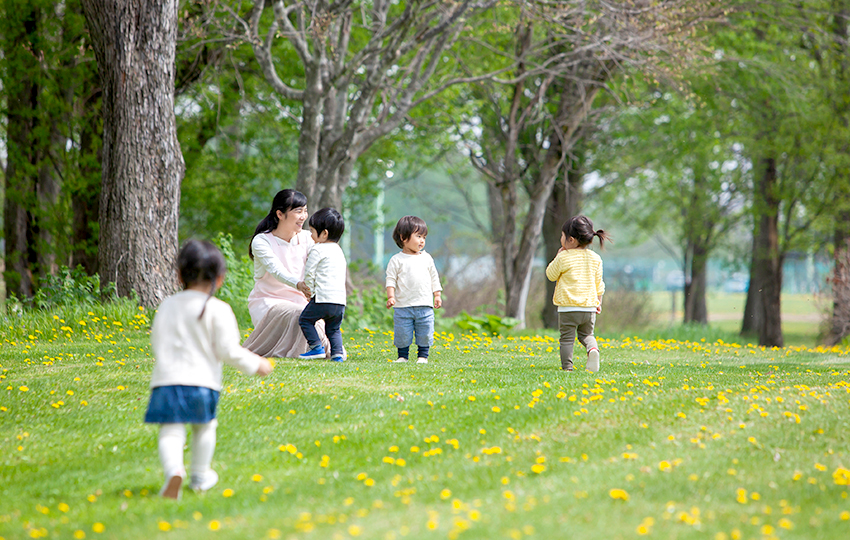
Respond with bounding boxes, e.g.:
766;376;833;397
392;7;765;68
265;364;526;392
2;306;850;540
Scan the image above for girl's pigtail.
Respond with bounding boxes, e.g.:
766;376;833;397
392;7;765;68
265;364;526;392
198;281;217;320
594;229;611;248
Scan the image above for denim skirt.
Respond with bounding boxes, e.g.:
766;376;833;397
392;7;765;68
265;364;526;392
144;385;220;424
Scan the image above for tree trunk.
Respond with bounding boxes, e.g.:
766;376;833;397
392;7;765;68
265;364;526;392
741;230;763;336
500;80;600;328
71;96;102;274
683;239;708;324
541;163;582;329
81;0;184;306
828;237;850;345
35;127;64;278
827;0;850;345
749;157;783;347
2;1;40;298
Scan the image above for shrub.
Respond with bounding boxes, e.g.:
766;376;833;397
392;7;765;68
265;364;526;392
345;260;394;331
32;266;118;309
452;311;520;335
214;233;254;328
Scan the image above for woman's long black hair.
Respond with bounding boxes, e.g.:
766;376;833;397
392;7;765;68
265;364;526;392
249;189;308;259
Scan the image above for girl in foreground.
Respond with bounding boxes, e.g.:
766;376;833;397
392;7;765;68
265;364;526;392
144;240;273;499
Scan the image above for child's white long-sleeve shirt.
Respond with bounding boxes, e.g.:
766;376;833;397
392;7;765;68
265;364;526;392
386;251;442;308
150;290;264;391
303;242;347;305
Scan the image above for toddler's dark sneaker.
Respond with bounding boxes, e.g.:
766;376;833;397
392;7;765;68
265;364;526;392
299;345;326;359
189;470;219;492
331;355;344;362
587;348;600;373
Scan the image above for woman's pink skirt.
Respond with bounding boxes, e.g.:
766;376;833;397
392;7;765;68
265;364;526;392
242;301;330;358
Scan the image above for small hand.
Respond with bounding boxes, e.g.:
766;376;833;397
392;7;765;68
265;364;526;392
297;281;311;298
434;296;442;309
256;358;274;376
386;297;396;308
596;303;602;314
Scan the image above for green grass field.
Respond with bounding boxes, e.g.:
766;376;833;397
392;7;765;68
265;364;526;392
2;306;850;540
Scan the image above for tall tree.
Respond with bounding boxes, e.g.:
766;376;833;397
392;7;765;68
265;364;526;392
820;1;850;345
458;0;720;327
81;0;185;306
590;79;747;325
724;3;845;345
1;0;102;296
215;0;500;210
1;0;41;298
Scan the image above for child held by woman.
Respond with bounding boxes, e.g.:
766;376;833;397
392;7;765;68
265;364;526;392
145;240;274;499
545;216;610;372
386;216;443;364
297;208;348;362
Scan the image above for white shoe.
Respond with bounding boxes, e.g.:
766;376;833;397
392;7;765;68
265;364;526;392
416;358;428;364
587;348;600;373
393;358;408;363
189;470;219;492
160;472;184;499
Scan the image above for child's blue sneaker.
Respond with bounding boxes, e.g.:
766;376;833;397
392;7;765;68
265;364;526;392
331;355;344;362
299;345;325;359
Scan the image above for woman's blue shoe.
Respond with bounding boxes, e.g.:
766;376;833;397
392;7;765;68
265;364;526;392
299;345;325;359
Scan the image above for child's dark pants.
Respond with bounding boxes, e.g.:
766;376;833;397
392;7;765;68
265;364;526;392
299;299;345;356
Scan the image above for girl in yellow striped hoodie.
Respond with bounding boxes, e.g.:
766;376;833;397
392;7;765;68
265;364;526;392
545;216;610;372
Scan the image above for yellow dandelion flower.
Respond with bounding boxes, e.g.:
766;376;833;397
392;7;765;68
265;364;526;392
833;467;850;485
609;488;629;501
92;523;104;533
222;488;234;498
209;520;221;530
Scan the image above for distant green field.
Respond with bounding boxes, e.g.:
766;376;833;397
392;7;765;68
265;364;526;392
649;292;821;319
645;292;822;347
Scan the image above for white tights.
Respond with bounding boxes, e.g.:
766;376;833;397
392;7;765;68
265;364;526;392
158;420;217;478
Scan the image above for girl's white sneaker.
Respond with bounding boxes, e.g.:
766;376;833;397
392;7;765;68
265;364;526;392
587;348;600;372
189;470;219;492
416;358;428;364
393;358;408;363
